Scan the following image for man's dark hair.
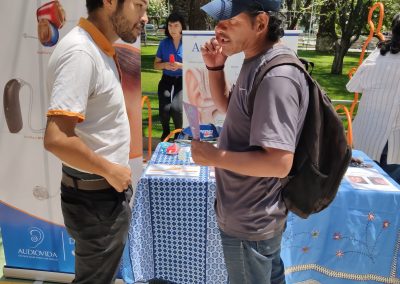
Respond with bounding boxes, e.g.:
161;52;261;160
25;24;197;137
86;0;125;13
165;13;186;38
378;13;400;55
247;11;284;43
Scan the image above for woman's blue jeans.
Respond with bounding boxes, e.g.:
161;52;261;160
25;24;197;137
219;229;286;284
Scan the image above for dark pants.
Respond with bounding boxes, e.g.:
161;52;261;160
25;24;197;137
61;183;132;284
158;74;183;141
379;143;400;184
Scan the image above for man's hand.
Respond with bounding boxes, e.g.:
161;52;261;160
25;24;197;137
103;163;132;192
191;140;219;166
201;37;227;68
44;116;132;192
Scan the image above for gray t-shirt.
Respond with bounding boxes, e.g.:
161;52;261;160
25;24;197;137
215;45;309;241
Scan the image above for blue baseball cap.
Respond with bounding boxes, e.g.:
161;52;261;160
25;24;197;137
201;0;282;21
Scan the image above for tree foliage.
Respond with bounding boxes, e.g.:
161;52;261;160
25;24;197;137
147;0;168;26
330;0;372;74
170;0;210;30
314;0;399;74
374;0;400;32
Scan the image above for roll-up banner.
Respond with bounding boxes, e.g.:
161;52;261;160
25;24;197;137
0;1;142;282
182;30;302;127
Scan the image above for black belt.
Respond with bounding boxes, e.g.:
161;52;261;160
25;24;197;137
61;172;111;191
162;74;182;79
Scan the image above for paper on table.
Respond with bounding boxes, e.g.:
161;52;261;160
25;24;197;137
209;167;215;179
183;102;200;140
145;164;201;178
345;167;399;191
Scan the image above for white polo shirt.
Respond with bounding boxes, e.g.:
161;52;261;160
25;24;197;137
47;18;130;169
347;48;400;164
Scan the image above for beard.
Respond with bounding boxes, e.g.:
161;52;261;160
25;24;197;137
110;10;139;44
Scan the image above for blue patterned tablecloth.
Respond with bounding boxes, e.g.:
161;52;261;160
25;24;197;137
125;146;400;284
128;144;227;284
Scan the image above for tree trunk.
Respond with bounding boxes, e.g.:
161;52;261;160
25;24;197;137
331;39;350;74
188;0;209;30
330;0;372;74
170;0;190;27
316;0;337;51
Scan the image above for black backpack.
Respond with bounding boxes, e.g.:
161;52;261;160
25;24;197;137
248;54;352;219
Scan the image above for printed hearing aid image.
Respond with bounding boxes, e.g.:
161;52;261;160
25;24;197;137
3;79;24;133
3;78;44;134
36;0;66;47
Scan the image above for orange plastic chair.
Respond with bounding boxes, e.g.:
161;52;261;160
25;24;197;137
163;128;183;142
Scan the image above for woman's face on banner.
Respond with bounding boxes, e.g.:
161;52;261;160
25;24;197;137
110;0;149;43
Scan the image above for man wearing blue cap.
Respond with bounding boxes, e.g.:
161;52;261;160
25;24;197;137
191;1;309;283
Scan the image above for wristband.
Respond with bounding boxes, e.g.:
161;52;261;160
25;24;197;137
206;65;224;71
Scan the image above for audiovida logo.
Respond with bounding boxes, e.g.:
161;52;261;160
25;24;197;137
17;227;58;261
30;227;45;248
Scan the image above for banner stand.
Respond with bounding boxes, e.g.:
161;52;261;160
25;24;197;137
3;267;124;284
0;2;142;283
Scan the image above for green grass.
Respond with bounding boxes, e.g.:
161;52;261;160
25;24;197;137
141;45;161;94
297;50;361;100
141;45;362;97
140;45;163;139
140;45;363;138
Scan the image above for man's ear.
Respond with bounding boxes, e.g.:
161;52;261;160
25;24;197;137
103;0;115;11
256;12;269;33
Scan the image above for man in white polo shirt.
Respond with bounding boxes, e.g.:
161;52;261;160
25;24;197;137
43;0;148;282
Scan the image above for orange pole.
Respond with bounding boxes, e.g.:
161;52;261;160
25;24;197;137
335;105;353;147
358;2;385;65
347;67;359;119
347;2;385;121
163;128;183;142
141;96;152;162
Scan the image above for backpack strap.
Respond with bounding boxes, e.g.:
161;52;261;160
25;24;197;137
247;54;313;118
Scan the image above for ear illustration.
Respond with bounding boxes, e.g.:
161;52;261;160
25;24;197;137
36;1;66;47
3;79;23;133
38;18;59;47
36;0;66;29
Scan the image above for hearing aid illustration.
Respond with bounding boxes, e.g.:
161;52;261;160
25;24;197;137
3;78;45;134
4;79;24;133
36;1;66;47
